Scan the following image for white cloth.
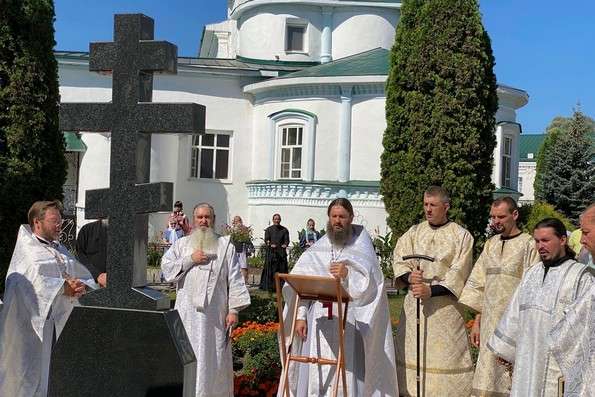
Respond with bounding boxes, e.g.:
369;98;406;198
161;234;251;397
487;259;593;397
279;225;398;397
0;225;94;397
236;251;248;270
549;280;595;396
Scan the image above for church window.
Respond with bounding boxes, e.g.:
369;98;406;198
501;135;512;188
286;24;306;52
190;132;231;180
279;125;303;179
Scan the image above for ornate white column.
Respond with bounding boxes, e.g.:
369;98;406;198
338;85;353;182
320;7;333;64
268;117;276;180
305;121;315;182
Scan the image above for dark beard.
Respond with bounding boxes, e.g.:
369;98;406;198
326;221;353;247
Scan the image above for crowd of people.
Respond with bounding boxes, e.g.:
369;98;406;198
0;189;594;396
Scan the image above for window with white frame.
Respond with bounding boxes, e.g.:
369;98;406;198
501;135;512;188
190;132;231;180
286;22;306;52
279;125;303;179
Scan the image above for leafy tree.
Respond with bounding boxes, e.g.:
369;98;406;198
534;112;595;207
534;109;595;223
0;0;66;291
381;0;498;243
517;202;575;235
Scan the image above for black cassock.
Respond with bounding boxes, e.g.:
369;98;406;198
260;224;290;291
75;220;108;281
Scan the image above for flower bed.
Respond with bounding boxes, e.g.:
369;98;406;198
232;321;281;396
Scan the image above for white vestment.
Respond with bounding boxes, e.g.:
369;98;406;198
488;259;593;397
161;234;251;397
0;225;94;397
549;281;595;396
279;225;398;397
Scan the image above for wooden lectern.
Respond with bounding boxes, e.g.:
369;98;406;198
275;273;352;397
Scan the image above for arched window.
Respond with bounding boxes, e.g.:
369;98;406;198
267;110;317;182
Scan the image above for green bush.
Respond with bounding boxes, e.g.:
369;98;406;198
518;202;575;234
147;244;164;268
373;231;395;281
239;293;278;325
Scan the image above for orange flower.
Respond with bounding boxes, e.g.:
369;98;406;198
465;319;475;329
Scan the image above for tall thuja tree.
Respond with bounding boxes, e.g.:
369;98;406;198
536;109;595;222
0;0;66;291
381;0;498;241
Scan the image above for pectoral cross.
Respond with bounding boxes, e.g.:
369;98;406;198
322;301;333;319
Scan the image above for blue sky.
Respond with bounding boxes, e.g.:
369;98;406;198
53;0;595;134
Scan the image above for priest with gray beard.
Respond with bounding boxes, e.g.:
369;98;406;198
279;198;398;397
161;203;251;397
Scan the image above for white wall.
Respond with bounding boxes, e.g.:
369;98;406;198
250;98;341;181
351;96;386;180
332;7;398;60
236;4;398;62
152;70;254;232
518;162;537;203
237;5;323;62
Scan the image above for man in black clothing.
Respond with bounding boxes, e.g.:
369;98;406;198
76;219;108;287
260;213;289;291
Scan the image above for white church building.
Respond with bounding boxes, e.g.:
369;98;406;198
58;0;528;241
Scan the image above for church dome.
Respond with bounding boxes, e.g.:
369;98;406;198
229;0;400;63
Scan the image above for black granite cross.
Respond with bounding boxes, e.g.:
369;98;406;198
60;14;205;310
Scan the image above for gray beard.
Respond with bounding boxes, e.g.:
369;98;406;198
189;227;219;254
326;221;353;247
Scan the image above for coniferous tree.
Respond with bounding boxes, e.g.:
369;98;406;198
0;0;66;291
535;110;595;222
381;0;498;242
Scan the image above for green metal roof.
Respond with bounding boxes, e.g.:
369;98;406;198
64;132;86;152
279;48;390;79
519;134;546;162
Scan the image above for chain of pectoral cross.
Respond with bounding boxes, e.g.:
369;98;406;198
323;245;346;319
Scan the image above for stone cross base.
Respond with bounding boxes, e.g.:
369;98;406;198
49;306;196;397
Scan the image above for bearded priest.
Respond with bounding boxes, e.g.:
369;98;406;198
161;203;251;397
279;198;398;396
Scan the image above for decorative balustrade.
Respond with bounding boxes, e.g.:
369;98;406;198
246;180;384;208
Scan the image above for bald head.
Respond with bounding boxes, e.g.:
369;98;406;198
580;203;595;256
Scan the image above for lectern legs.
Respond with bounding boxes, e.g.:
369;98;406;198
275;278;349;396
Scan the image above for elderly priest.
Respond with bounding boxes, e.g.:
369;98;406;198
280;198;398;396
0;200;95;397
161;202;251;397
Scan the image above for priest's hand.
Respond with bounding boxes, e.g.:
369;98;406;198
409;269;424;284
191;249;209;265
330;261;348;279
411;283;431;300
64;278;85;298
295;320;307;340
97;273;107;288
469;314;481;347
225;312;238;329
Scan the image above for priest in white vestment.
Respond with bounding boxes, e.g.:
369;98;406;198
161;203;251;397
459;197;540;396
280;198;398;397
549;203;595;396
0;201;94;397
488;217;594;397
393;186;474;396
